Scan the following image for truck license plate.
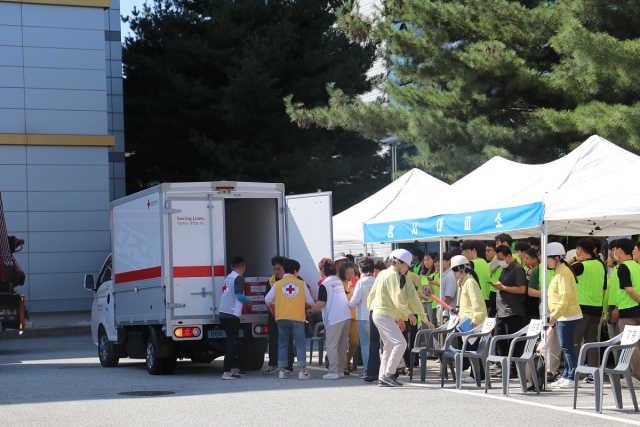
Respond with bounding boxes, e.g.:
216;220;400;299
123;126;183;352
208;330;244;339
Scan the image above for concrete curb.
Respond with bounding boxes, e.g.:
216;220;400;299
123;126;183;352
0;325;91;340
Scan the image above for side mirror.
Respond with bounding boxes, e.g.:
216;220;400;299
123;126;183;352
84;274;96;291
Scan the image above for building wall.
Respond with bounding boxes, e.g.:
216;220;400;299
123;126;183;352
0;0;124;314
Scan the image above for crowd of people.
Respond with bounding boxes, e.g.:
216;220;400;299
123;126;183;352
217;233;640;391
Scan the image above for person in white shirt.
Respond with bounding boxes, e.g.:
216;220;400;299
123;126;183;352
307;258;352;380
348;257;377;379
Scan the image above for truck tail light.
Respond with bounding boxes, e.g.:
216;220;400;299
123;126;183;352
254;325;268;335
174;327;201;338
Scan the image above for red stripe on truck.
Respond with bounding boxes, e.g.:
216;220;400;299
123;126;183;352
115;266;162;284
173;265;226;278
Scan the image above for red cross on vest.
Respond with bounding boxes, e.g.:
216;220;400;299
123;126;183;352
285;284;296;294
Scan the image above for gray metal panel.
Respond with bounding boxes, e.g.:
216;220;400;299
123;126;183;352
28;191;110;211
110;60;122;78
110;77;122;94
28;298;92;313
25;88;107;111
30;272;95;300
0;66;25;87
111;94;123;113
0;192;27;212
0;88;25;108
115;283;166;325
109;10;120;31
0;166;27;191
113;131;124;151
0;145;26;164
24;67;107;90
103;9;109;32
28;164;109;192
0;25;22;47
27;145;108;165
26;110;108;135
109;41;122;60
0;3;22;25
22;27;105;50
4;211;28;232
112;112;124;131
29;251;109;274
114;178;126;199
23;47;106;70
29;211;110;232
104;40;111;58
113;161;125;179
0;108;26;133
28;231;111;252
0;46;23;66
22;4;105;30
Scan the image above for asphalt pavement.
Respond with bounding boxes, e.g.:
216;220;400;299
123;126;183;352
2;334;640;427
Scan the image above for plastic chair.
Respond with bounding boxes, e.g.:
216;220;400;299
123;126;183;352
409;315;458;383
445;318;497;389
573;325;640;413
485;319;543;396
309;322;325;366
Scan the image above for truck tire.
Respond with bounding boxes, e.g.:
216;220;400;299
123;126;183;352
146;336;166;375
98;326;119;368
163;357;177;375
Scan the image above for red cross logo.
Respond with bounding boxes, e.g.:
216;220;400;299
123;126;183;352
147;200;151;209
281;281;299;299
222;283;229;296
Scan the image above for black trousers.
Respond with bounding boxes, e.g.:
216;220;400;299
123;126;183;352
268;312;293;370
462;338;485;380
489;292;497;318
495;315;525;360
367;311;380;377
403;321;419;367
220;316;240;372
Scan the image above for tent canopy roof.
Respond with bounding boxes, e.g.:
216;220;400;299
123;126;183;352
333;168;449;244
364;136;640;243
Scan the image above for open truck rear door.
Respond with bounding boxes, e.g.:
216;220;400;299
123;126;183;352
285;192;333;296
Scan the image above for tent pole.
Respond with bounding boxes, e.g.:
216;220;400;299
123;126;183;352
540;222;549;390
439;237;444;326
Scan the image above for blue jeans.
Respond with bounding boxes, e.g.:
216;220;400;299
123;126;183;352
557;319;581;380
357;319;371;371
277;319;307;368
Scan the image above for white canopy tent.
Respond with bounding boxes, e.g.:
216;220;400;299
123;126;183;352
333;168;449;244
363;135;640;385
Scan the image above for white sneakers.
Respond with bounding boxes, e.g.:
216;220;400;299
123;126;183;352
550;378;577;389
323;373;340;380
278;370;293;379
299;371;312;380
464;376;476;383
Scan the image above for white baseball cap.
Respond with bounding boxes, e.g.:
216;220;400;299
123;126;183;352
333;252;348;262
390;249;413;265
547;242;566;257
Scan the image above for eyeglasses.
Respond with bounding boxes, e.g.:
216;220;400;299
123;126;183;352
486;248;495;253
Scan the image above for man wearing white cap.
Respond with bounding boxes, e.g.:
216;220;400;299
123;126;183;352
367;249;417;387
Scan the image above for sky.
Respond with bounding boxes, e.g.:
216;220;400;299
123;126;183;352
118;0;144;42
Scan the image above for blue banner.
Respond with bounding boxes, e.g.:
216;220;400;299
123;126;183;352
363;202;545;243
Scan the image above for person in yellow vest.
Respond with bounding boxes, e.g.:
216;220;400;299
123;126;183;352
545;242;583;389
263;256;294;375
340;262;360;375
567;238;607;384
613;238;640;387
264;259;315;380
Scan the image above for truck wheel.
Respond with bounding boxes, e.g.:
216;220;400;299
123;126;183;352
163;357;177;375
146;337;166;375
98;327;119;368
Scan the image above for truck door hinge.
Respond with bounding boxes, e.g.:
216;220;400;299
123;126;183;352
280;207;287;214
191;287;213;298
163;208;182;214
167;303;185;309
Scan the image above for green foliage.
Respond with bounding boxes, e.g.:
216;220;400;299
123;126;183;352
123;0;387;213
286;0;640;183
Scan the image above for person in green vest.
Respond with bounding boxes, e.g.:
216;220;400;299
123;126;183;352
566;238;607;385
461;240;491;310
419;252;440;328
411;248;424;275
604;239;620;364
613;238;640;387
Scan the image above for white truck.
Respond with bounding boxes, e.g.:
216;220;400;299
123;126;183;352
84;181;332;375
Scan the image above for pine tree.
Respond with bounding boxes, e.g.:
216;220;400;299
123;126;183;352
123;0;387;213
286;0;640;182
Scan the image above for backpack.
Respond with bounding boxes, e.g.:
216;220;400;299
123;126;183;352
525;353;546;391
